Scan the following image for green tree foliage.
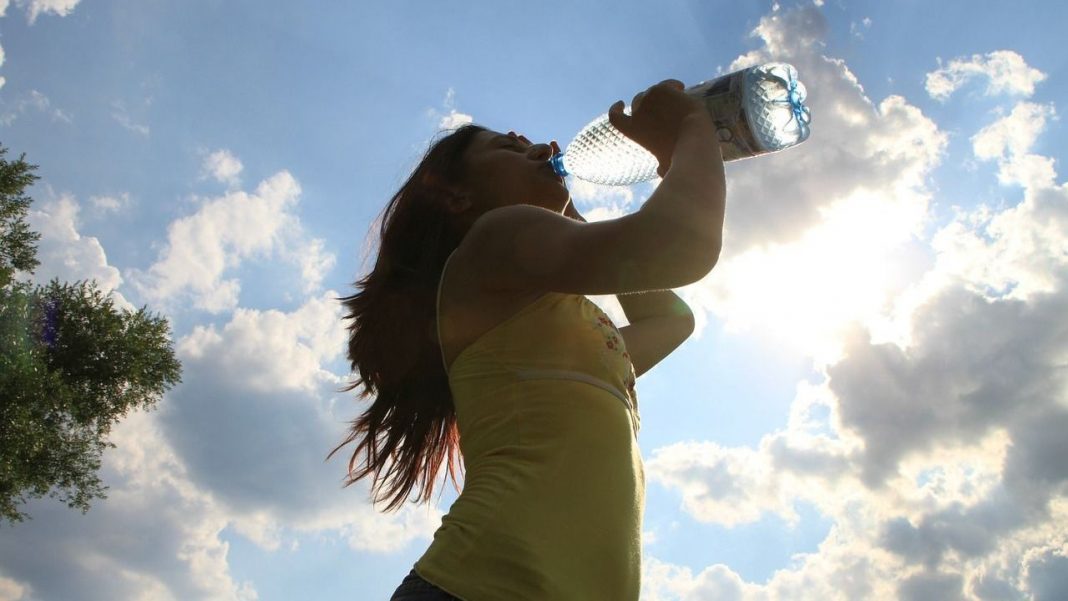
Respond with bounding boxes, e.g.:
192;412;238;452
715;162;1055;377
0;145;182;525
0;146;40;290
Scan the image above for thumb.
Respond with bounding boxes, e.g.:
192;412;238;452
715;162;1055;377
607;100;629;133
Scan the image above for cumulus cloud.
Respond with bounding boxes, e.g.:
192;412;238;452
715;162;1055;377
568;177;636;214
128;170;335;313
0;574;27;601
1026;550;1068;601
0;293;446;599
971;101;1058;188
88;192;132;214
0;410;259;600
6;3;1067;599
647;441;797;527
926;50;1047;102
163;292;444;548
718;9;943;254
285;236;337;295
201;149;244;187
24;192;132;308
14;0;81;24
427;87;473;131
648;185;1068;592
640;7;1068;600
685;5;945;362
176;292;345;395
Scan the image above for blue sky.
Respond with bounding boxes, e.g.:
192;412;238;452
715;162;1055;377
2;1;1068;599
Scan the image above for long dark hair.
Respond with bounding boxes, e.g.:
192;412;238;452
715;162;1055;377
327;124;487;512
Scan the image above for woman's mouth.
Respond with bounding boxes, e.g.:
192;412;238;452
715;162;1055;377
542;162;564;183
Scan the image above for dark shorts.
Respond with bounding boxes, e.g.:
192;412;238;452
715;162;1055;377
388;569;463;601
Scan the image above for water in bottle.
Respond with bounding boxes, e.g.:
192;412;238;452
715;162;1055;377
550;62;812;186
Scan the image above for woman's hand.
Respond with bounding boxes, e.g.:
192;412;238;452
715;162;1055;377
607;79;709;178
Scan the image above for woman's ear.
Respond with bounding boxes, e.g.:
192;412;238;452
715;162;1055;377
445;192;472;214
421;171;470;213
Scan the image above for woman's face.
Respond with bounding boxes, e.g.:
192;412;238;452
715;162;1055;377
457;129;570;216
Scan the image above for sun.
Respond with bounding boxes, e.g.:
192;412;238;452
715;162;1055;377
693;189;933;366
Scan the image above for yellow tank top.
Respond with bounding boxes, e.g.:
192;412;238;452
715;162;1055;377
413;250;645;601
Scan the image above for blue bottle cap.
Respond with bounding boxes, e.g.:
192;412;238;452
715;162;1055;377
549;152;568;177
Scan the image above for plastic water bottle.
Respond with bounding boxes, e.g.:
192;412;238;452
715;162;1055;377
550;62;812;186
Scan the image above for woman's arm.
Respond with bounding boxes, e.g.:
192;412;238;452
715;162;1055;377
565;201;695;377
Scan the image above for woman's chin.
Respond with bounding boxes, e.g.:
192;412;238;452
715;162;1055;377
543;193;570;213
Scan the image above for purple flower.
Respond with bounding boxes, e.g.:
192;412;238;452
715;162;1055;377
39;297;60;350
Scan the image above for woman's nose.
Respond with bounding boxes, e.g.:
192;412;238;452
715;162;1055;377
528;142;555;161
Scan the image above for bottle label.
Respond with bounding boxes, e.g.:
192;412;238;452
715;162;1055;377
686;70;765;161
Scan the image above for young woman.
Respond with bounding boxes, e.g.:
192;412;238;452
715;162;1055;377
329;79;726;601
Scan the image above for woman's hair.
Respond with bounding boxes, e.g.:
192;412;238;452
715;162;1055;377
327;123;488;512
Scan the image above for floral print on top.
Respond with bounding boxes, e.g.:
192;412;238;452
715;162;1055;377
579;296;639;421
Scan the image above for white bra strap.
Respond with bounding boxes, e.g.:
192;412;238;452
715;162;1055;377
436;249;458;374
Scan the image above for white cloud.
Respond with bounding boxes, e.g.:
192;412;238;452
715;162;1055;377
15;0;81;24
637;7;1068;600
0;574;28;601
0;291;444;599
128;170;336;313
925;50;1047;102
716;8;944;257
89;192;133;214
567;177;635;211
5;2;1067;598
427;87;473;131
0;410;259;600
641;559;759;601
972;102;1055;161
647;441;797;527
176;292;345;395
647;147;1068;601
24;192;132;309
971;101;1058;189
849;17;871;40
201;149;244;187
0;89;72;125
111;100;150;136
163;292;443;550
438;109;472;130
285;236;337;295
688;8;947;361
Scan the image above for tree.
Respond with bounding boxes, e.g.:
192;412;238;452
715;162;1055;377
0;144;182;525
0;146;40;289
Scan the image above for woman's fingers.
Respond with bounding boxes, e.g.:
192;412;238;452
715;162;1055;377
607;99;631;135
630;80;683;115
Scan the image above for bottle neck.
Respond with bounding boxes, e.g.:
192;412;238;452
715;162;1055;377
550;153;568;177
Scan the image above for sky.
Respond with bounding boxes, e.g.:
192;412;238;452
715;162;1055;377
1;0;1067;599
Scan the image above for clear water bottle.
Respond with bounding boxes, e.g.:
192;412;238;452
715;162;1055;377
550;62;812;186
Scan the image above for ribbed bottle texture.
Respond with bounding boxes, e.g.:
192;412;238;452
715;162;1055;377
550;62;811;186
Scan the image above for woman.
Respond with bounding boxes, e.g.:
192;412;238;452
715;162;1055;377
329;79;726;600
